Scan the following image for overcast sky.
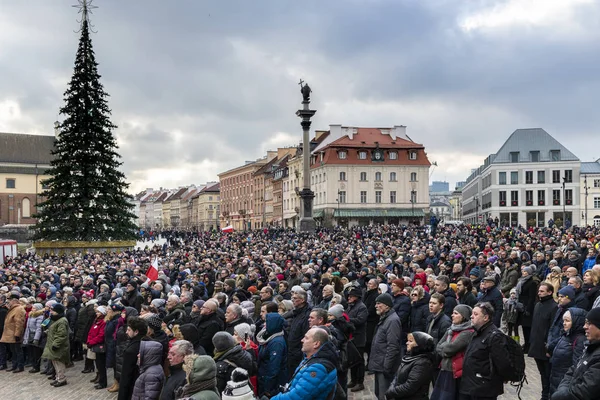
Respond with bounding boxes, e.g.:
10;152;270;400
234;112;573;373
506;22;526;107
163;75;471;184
1;0;599;193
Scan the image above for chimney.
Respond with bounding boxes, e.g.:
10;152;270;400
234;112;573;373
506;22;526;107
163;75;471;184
330;124;342;139
392;125;407;141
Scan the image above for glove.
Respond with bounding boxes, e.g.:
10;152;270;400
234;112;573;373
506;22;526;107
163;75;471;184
52;346;59;351
14;337;20;342
33;340;39;346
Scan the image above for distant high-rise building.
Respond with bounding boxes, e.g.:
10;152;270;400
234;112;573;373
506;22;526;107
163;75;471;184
455;181;466;190
430;181;449;193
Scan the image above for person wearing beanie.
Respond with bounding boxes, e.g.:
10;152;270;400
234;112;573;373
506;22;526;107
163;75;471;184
23;302;45;372
222;368;256;400
87;301;108;389
213;332;253;394
368;292;402;399
346;285;368;392
385;331;434;399
552;307;600;400
1;292;26;372
124;280;144;313
515;264;538;353
75;290;98;372
431;305;475;399
189;299;205;326
327;304;345;320
42;298;71;387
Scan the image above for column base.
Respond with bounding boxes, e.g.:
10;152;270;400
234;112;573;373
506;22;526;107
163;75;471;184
299;217;316;233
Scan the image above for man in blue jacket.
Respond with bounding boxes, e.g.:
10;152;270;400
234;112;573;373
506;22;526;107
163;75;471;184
271;327;338;400
257;313;288;398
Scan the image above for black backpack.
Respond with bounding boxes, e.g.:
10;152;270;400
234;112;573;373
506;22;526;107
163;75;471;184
490;330;527;398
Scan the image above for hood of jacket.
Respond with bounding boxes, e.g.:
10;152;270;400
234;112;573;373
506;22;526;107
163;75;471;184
566;307;587;336
179;323;200;346
266;312;285;335
139;340;164;372
187;355;217;385
309;340;339;365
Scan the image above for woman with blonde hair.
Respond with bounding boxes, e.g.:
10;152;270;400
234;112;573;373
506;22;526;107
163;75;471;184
409;285;430;333
544;265;562;301
583;268;600;306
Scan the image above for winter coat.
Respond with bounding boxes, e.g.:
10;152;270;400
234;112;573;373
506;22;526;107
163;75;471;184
425;312;452;345
287;304;311;370
392;292;412;333
115;322;129;381
42;315;70;364
86;315;106;348
215;344;254;394
528;295;558;360
346;299;368;347
368;309;402;377
0;305;8;337
552;339;600;400
516;276;538;327
572;289;590;311
65;304;78;340
479;286;503;328
547;302;575;355
159;362;186;400
385;352;433;400
500;264;519;297
75;303;95;342
163;304;188;327
582;256;596;274
117;333;145;400
23;310;44;346
123;290;144;312
549;307;587;393
410;296;430;333
132;341;165;400
457;290;478;308
195;312;223;355
437;323;475;377
257;313;288;397
271;340;338;400
441;288;458;318
459;321;512;398
0;304;25;343
105;314;119;368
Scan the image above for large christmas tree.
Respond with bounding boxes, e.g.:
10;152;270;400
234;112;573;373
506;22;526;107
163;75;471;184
33;4;137;241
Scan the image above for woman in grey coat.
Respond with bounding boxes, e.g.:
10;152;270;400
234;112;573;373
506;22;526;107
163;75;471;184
131;340;165;400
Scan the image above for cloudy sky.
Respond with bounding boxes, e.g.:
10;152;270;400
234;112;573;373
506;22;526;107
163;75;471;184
1;0;600;193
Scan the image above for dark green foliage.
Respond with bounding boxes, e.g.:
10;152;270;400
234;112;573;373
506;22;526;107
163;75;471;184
33;19;137;241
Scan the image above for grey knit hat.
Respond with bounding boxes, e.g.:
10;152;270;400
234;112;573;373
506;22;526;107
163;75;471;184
213;331;236;353
328;304;344;319
233;323;253;341
146;313;162;332
453;304;472;323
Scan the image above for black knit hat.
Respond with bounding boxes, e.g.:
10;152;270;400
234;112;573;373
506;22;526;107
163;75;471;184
51;303;65;315
146;313;162;332
375;293;393;308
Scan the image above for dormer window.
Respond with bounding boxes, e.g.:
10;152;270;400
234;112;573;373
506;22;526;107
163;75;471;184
550;150;561;161
338;151;347;160
510;152;520;163
389;151;398;160
358;151;367;160
409;151;417;160
530;151;540;162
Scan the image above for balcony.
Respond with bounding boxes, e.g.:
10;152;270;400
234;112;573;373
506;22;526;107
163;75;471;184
511;201;518;206
566;199;572;205
538;200;545;206
553;200;560;206
500;200;506;207
526;200;532;206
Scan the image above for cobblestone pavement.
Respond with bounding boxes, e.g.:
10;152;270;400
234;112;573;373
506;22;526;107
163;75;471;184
1;356;542;400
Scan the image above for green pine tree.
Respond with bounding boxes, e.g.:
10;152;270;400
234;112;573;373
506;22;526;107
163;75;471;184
33;17;137;241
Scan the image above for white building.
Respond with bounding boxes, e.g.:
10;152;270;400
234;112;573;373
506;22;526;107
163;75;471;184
581;160;600;226
461;128;581;227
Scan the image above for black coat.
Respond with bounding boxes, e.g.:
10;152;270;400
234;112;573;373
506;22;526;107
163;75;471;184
385;353;433;400
196;312;223;355
392;293;412;332
104;314;119;368
547;302;575;355
527;295;557;360
75;303;95;342
215;345;254;394
410;296;430;333
425;312;451;345
460;322;512;398
552;339;600;400
457;291;478;308
517;276;538;327
346;299;368;347
442;288;458;318
549;307;587;393
117;334;145;400
159;363;187;400
287;304;312;371
479;286;504;328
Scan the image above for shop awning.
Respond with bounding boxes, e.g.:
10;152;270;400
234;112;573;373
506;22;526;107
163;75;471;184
333;208;424;218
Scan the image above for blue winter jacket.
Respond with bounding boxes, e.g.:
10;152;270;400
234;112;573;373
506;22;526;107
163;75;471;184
582;256;596;274
271;340;338;400
257;313;288;397
549;307;587;393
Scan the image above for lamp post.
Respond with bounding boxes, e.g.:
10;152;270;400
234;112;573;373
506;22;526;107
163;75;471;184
584;174;590;226
562;174;566;228
296;80;317;232
336;189;341;226
475;196;479;225
410;181;416;225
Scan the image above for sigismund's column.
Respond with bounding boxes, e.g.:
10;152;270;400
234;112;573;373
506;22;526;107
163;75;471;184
296;80;317;233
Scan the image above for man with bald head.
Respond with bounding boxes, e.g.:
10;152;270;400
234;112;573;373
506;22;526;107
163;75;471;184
196;299;223;355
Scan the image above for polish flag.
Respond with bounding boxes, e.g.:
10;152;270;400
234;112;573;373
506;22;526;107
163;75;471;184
222;225;234;233
146;257;159;282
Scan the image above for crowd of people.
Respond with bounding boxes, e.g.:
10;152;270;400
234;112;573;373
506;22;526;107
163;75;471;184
0;223;599;400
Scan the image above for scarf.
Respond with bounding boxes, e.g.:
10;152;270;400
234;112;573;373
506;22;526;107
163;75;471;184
449;320;472;333
515;274;532;299
256;327;284;345
177;377;218;398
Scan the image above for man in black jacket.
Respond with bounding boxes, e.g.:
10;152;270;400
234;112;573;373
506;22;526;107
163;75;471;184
346;287;367;392
460;302;512;400
195;299;223;355
363;279;379;364
0;295;8;370
456;277;477;307
287;288;311;378
528;283;558;400
479;276;504;328
117;316;147;400
160;340;194;400
434;276;457;318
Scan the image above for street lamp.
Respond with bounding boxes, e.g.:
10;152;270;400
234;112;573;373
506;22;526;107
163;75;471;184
562;174;566;229
584;174;590;226
410;181;416;225
336;189;341;226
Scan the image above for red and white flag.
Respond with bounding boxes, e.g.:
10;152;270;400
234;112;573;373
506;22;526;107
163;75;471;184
146;257;159;282
222;225;234;233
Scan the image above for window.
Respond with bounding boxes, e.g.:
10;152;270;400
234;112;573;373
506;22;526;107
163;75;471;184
565;189;573;205
595;197;600;208
390;191;397;203
499;191;507;206
553;189;561;205
338;191;346;204
6;179;15;189
358;151;367;160
360;172;367;181
499;172;507;185
530;151;540;162
22;198;30;218
389;152;398;160
375;191;382;203
510;152;520;163
564;170;573;183
410;172;417;182
511;191;519;206
410;191;417;204
538;190;545;206
537;171;545;184
409;151;417;160
552;170;561;184
525;171;533;184
389;172;397;181
594;179;600;188
526;190;533;206
511;171;518;185
360;191;367;203
339;171;346;181
338;151;347;159
375;172;382;181
550;150;561;161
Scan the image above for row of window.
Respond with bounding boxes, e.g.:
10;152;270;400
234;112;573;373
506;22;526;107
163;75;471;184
337;150;417;160
508;150;561;163
498;189;574;207
336;190;417;204
338;171;417;182
0;198;32;218
499;170;573;185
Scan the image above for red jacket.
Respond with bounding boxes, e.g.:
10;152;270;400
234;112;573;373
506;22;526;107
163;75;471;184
86;316;106;347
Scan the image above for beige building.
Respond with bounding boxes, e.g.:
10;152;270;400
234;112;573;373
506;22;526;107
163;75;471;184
0;133;54;225
283;151;303;228
193;182;220;230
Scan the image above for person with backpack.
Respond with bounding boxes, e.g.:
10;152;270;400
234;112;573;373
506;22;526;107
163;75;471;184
548;308;586;393
459;302;517;400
